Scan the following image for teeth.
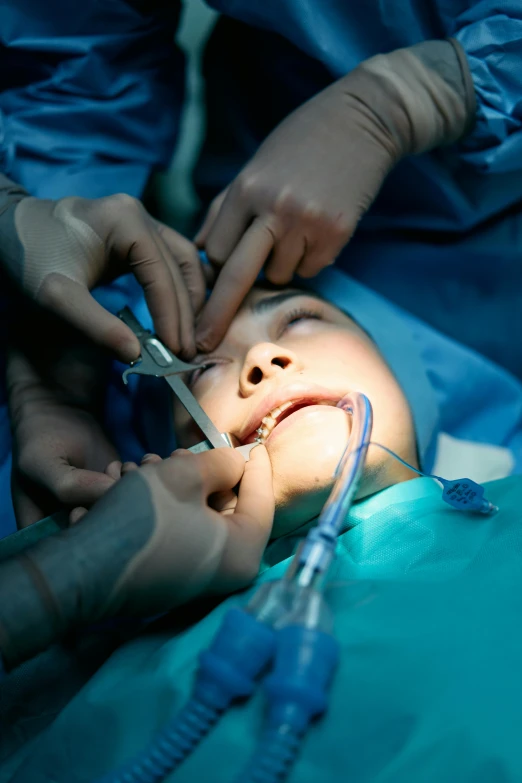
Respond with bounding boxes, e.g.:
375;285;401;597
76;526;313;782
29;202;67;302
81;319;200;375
253;399;300;444
250;398;337;445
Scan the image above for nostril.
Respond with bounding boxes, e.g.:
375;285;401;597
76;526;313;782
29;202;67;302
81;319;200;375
248;366;263;385
272;357;290;369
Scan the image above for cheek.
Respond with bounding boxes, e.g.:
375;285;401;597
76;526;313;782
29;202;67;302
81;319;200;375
302;336;413;456
174;379;240;444
267;407;351;534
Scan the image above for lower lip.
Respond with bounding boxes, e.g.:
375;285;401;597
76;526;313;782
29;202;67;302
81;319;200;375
265;404;343;446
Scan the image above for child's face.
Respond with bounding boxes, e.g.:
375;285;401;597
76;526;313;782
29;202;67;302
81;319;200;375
175;288;418;534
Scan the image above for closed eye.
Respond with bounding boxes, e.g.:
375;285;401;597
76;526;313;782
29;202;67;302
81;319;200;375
278;306;324;337
188;358;228;388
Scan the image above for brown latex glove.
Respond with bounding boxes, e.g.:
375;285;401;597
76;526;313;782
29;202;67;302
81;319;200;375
0;446;274;670
0;186;205;360
7;349;119;527
195;39;475;351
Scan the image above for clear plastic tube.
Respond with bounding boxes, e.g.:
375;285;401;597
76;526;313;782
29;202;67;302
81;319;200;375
288;392;373;588
317;392;373;537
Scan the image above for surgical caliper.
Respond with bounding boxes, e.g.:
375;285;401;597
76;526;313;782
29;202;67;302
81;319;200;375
118;307;254;460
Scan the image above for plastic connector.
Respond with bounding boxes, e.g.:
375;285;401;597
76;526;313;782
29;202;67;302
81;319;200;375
195;607;276;709
237;625;340;783
438;477;498;515
264;626;340;733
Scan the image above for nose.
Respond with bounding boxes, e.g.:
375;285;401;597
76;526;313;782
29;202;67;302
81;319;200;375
239;342;302;396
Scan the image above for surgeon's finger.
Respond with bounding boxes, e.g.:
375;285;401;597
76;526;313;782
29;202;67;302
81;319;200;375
153;220;207;315
69;507;88;525
233;445;274;532
194;189;228;248
196;217;276;352
140;453;162;465
38;275;140;363
210;489;237;515
111;217;183;355
121;461;139;475
296;231;348;279
164;447;245;497
153;227;196;358
216;445;274;589
264;227;306;285
200;186;254;265
105;460;123;480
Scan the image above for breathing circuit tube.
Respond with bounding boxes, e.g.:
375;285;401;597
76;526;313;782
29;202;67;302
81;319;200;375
235;392;371;783
94;393;372;783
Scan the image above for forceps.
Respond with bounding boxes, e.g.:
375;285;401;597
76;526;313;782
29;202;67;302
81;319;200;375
118;308;254;460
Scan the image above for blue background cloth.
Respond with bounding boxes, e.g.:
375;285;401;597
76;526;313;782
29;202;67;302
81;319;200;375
0;0;183;199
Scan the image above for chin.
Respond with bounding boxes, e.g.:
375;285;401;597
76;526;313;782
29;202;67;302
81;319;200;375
266;406;350;536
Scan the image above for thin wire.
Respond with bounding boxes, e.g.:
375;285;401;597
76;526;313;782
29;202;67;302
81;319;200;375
368;441;443;483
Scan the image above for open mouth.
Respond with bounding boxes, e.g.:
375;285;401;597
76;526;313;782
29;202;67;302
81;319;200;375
244;398;338;445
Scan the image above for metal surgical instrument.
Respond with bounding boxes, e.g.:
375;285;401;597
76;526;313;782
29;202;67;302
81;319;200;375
118;307;254;460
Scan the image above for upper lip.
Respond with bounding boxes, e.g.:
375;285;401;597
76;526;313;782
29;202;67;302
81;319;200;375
238;382;344;443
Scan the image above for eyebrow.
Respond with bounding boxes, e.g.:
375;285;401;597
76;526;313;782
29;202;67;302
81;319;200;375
249;289;322;315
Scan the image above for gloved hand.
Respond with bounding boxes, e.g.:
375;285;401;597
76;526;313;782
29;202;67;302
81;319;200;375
195;39;475;350
67;450;244;522
0;182;206;359
0;445;274;670
8;349;118;527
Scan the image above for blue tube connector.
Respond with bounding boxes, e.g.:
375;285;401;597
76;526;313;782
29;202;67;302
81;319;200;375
96;609;276;783
264;626;339;732
237;625;340;783
196;607;277;708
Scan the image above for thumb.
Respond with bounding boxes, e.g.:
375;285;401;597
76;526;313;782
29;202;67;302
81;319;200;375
38;274;140;361
234;444;274;534
212;444;274;592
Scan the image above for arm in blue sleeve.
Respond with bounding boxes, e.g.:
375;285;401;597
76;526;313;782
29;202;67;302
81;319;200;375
452;1;522;173
0;0;184;199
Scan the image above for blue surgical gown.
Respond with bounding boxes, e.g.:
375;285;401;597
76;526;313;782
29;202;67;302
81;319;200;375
6;475;522;783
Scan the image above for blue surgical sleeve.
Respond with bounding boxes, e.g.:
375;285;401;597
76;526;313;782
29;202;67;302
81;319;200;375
0;0;184;199
453;2;522;174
